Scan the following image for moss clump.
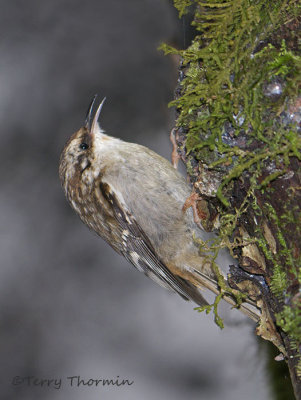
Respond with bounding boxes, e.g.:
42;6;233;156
195;291;225;329
160;4;301;204
277;303;301;345
161;0;301;348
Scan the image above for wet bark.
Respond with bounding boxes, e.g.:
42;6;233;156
167;4;300;398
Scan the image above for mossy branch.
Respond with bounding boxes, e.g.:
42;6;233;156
162;0;301;397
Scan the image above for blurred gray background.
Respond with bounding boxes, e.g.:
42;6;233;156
0;1;273;399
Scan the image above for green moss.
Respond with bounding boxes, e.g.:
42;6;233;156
195;292;225;329
270;267;288;298
276;304;301;344
173;0;194;17
264;203;301;344
160;2;301;208
193;244;226;328
193;238;248;327
250;198;301;345
265;204;297;274
161;0;301;340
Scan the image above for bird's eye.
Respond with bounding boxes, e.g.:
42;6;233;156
79;143;89;150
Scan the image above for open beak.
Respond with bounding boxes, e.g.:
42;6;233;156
84;94;106;135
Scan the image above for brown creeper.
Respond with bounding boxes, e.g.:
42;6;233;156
59;96;259;320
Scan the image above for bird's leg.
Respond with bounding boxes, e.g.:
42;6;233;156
170;128;181;169
182;190;207;228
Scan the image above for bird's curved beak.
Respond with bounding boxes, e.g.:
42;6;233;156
85;94;98;131
85;94;106;135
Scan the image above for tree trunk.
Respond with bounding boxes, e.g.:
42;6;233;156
162;1;301;397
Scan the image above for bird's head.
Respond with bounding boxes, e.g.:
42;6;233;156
59;95;106;195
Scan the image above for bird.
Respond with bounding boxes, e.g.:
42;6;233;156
59;95;260;321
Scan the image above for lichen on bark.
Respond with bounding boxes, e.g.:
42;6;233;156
160;0;301;397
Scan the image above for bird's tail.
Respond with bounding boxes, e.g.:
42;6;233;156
191;268;261;322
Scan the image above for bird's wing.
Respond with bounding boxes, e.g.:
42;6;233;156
98;181;208;306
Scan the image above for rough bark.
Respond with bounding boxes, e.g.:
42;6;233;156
162;1;301;397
